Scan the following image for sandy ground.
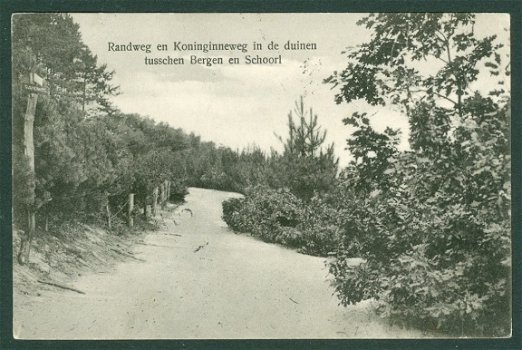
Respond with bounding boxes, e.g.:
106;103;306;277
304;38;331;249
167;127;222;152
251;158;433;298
13;187;425;339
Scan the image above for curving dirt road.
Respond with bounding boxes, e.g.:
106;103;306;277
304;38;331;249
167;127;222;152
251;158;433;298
14;187;424;339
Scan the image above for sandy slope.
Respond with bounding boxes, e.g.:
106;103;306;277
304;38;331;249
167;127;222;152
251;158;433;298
13;187;424;339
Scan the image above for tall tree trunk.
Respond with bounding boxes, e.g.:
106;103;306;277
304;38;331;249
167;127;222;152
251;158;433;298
17;92;38;265
82;73;87;114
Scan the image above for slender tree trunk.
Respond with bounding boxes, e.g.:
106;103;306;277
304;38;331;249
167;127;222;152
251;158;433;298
17;92;38;265
82;73;87;114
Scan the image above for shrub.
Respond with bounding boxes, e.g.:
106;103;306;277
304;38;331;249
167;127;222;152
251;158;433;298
329;142;511;336
324;13;511;336
222;197;245;231
222;186;345;256
298;195;343;256
222;185;304;244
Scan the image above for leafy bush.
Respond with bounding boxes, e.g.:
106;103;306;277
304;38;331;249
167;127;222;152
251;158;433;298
222;186;345;256
325;13;511;336
222;186;305;245
298;196;343;256
328;108;511;336
222;197;246;231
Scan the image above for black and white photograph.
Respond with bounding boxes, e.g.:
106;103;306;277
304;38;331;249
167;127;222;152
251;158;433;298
8;11;513;340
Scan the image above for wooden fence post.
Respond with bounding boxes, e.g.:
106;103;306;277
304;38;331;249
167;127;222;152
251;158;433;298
159;182;164;205
152;187;158;217
128;193;134;227
44;215;49;232
143;193;148;218
106;203;112;229
161;181;167;209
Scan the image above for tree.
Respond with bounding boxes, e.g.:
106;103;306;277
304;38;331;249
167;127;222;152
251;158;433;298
12;14;120;262
326;13;510;336
12;14;119;116
273;96;339;200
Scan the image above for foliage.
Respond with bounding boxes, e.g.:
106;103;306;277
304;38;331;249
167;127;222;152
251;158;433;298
12;14;120;225
187;97;338;202
220;97;342;256
222;186;305;247
273;96;339;201
13;14;221;229
326;13;511;336
297;195;343;256
222;197;245;231
185;144;271;194
222;187;343;256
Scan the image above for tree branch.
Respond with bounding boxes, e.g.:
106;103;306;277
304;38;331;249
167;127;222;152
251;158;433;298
409;88;458;105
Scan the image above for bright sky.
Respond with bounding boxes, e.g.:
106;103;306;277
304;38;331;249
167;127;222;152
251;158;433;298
71;13;509;166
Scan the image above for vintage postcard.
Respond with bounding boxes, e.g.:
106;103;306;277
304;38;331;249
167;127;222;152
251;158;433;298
9;11;513;341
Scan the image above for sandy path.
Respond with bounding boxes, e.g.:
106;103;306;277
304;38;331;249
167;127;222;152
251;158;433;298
14;187;423;339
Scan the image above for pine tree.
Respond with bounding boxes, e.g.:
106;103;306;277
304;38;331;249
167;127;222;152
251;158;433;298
274;96;338;200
